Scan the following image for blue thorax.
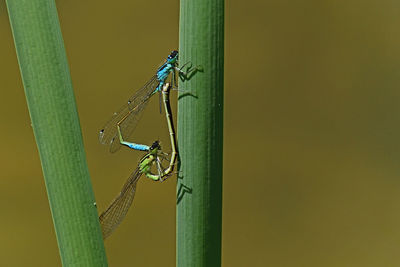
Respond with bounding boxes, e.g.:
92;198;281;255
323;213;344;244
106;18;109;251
155;51;179;92
157;63;174;84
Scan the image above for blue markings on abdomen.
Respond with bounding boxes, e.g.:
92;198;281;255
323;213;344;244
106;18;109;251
127;143;150;151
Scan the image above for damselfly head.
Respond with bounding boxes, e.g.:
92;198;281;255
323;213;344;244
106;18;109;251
167;50;179;63
150;140;161;151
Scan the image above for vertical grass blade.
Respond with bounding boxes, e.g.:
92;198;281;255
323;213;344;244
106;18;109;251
177;0;224;266
6;0;108;266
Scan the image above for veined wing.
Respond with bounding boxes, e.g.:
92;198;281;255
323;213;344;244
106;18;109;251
99;167;143;239
99;75;160;152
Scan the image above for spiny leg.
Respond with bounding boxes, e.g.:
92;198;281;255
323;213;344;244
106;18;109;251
176;62;202;81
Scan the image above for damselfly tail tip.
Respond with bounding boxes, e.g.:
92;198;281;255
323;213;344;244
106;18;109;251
162;82;171;92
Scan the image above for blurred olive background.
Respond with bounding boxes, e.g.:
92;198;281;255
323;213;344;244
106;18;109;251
1;0;400;266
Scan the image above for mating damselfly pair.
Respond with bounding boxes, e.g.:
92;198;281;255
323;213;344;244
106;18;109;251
98;50;198;239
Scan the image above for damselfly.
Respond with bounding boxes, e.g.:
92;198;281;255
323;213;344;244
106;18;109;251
99;50;192;153
99;83;177;239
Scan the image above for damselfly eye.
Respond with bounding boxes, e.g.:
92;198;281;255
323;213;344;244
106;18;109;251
151;140;161;150
168;50;178;59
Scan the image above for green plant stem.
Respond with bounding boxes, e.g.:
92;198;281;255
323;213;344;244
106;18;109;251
6;0;107;266
177;0;224;266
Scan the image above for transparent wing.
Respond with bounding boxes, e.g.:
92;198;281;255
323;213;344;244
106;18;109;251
99;167;143;239
99;75;160;152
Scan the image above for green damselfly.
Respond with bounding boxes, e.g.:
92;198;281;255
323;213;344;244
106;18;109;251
99;83;177;239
